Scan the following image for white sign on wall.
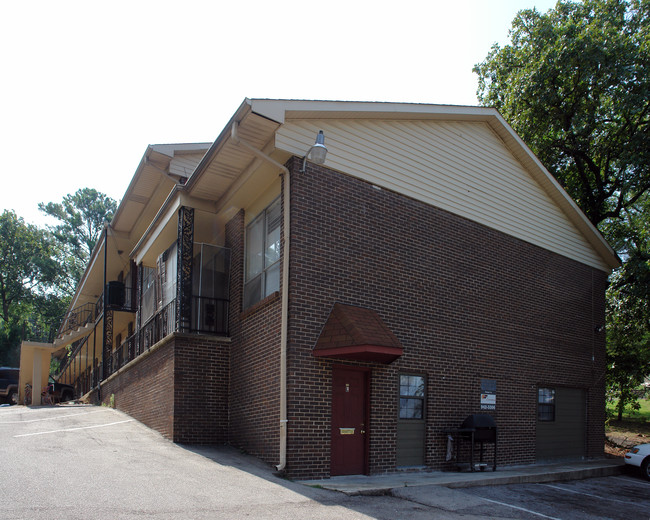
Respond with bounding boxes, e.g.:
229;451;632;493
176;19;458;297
480;379;496;411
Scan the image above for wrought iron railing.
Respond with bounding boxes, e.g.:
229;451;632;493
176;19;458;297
191;296;229;335
57;302;98;339
108;333;136;376
61;294;230;388
141;300;176;351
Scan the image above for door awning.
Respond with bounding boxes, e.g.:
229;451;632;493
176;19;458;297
312;303;403;364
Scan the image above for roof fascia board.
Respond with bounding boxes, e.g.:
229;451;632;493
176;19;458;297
249;98;495;122
131;187;181;263
68;225;107;312
113;143;210;229
112;145;159;227
150;143;211;157
183;99;253;193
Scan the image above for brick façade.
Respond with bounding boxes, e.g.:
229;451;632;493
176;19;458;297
95;153;607;481
98;333;230;445
283;156;607;479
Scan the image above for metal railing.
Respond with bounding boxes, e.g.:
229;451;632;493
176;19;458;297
57;302;98;339
61;294;230;386
108;333;136;375
191;296;229;335
141;300;176;351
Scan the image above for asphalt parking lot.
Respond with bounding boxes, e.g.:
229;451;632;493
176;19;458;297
393;475;650;519
1;404;648;520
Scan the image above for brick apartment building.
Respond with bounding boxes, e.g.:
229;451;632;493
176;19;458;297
28;99;619;479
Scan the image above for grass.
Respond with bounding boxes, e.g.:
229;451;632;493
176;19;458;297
605;398;649;456
606;397;650;423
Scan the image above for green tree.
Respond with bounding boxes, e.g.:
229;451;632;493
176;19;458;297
474;0;650;418
604;195;650;418
0;210;60;365
39;188;117;293
474;0;649;226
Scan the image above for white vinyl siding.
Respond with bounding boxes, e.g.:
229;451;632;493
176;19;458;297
169;153;204;179
275;119;609;272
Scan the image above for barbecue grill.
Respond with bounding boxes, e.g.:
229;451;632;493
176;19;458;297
444;414;497;471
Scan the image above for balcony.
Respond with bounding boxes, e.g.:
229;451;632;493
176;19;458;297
100;295;228;380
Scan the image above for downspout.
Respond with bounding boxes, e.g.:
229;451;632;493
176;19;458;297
231;122;290;472
99;225;108;400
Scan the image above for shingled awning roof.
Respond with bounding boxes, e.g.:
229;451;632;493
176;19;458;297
313;303;404;364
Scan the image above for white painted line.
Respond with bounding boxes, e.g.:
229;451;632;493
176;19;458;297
541;483;630;505
0;409;112;425
478;496;563;520
611;475;650;487
13;419;134;437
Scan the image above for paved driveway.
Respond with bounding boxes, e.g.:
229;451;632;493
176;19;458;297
1;404;648;520
0;405;437;520
395;475;650;519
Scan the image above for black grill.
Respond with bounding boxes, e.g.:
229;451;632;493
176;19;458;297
445;414;498;471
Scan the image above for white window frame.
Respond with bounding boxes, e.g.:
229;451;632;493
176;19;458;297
244;197;281;309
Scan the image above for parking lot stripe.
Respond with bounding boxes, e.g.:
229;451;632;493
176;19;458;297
477;496;563;520
0;409;111;424
13;419;134;437
541;483;630;504
611;475;650;488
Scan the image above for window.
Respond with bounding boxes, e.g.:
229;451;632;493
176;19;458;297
244;198;281;308
538;387;555;421
399;374;425;419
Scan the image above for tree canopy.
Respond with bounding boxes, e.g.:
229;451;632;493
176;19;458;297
39;188;117;293
474;0;649;227
0;189;116;366
0;210;60;365
474;0;650;418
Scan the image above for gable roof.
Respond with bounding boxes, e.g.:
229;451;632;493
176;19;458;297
183;99;618;272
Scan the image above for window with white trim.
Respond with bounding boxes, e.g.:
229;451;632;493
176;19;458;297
244;197;281;309
399;374;426;419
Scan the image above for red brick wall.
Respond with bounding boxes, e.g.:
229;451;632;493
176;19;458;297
173;334;230;444
285;157;608;478
100;337;175;439
99;333;230;444
226;209;282;467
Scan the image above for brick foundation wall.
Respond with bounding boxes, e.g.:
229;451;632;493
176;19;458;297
173;334;230;444
226;210;281;467
286;157;608;478
100;336;175;439
99;333;230;444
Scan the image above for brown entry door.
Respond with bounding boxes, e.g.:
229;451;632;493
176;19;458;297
331;366;369;476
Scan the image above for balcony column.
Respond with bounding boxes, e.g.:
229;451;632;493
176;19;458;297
136;262;143;355
176;206;194;333
102;310;113;379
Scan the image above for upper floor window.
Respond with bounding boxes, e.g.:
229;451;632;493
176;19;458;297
244;197;281;309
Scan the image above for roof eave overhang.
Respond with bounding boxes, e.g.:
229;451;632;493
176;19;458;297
313;344;404;364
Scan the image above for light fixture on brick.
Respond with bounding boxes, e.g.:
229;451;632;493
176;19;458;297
300;130;327;173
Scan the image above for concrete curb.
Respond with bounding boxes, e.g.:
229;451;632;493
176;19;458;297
298;459;627;495
442;462;626;489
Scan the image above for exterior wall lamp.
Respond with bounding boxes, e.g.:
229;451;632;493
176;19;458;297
300;130;327;173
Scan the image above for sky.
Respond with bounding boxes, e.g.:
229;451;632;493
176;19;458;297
0;0;558;227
